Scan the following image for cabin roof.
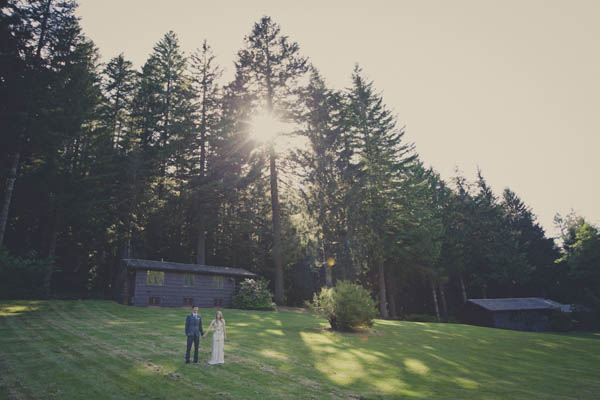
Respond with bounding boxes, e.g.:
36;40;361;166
467;298;570;312
122;258;257;278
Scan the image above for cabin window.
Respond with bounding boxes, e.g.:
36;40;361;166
213;276;224;289
183;273;195;287
183;297;194;306
146;270;165;286
149;296;160;306
214;298;223;307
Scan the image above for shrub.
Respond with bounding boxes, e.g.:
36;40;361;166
231;278;275;310
548;309;573;332
0;249;53;299
571;307;600;331
405;313;438;323
309;281;377;331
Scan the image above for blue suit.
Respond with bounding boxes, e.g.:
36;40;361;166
185;313;204;363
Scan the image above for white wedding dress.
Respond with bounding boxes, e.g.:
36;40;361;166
208;319;225;365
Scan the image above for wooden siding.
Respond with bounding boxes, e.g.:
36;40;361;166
131;270;237;308
464;302;550;331
491;310;549;331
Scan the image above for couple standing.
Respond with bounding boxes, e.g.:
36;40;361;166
185;305;226;365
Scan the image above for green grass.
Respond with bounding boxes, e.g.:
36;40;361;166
0;301;599;399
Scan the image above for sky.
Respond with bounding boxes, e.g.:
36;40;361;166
76;0;600;238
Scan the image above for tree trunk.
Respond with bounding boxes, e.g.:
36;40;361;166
324;243;333;287
481;284;488;299
459;274;468;303
325;262;333;287
0;148;20;248
270;148;284;305
387;275;398;319
195;78;208;265
196;219;206;265
43;211;61;295
439;283;449;322
431;279;441;323
125;145;139;259
378;260;389;318
342;230;352;280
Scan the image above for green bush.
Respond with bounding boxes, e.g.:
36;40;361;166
0;249;53;299
309;281;377;331
548;309;573;332
571;307;600;331
405;313;438;323
231;278;275;310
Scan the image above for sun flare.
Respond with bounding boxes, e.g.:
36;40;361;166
249;111;290;143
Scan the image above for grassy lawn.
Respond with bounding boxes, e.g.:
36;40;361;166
0;300;599;399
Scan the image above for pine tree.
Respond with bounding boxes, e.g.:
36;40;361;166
236;16;308;304
344;65;416;318
0;0;80;248
149;31;193;197
129;31;194;260
501;188;556;296
189;40;222;264
0;0;29;247
296;68;346;286
101;54;136;150
99;53;137;262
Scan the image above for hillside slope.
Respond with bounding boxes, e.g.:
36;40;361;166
1;300;598;399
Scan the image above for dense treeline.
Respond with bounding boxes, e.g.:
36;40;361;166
1;1;599;321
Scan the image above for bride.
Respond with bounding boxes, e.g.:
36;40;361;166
203;311;227;365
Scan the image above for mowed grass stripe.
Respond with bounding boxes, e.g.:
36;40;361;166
2;311;115;399
21;307;174;399
1;309;42;398
37;303;213;398
45;302;329;400
2;300;600;400
3;303;199;400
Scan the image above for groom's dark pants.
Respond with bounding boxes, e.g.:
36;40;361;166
186;334;199;363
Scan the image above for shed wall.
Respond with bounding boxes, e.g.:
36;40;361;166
131;270;236;307
491;310;549;331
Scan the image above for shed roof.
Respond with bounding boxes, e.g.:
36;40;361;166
467;298;569;312
122;258;256;278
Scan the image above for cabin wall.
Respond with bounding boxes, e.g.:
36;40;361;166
463;302;494;327
131;270;237;307
113;262;133;305
491;310;549;331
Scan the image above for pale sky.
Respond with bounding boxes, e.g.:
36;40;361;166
77;0;600;238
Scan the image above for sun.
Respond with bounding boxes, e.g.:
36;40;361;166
249;111;290;143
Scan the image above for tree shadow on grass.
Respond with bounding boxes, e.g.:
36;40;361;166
3;301;599;400
283;318;600;400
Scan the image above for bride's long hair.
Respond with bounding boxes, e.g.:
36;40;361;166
215;311;224;324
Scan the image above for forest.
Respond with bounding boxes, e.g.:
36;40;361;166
1;0;599;322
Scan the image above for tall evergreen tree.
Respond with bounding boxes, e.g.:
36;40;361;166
101;53;136;150
0;0;80;248
236;16;308;304
189;40;222;264
296;68;346;286
345;65;416;317
129;31;194;260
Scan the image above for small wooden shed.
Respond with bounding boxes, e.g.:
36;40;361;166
116;258;256;308
464;298;568;331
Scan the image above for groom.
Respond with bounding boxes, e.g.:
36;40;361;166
185;305;205;364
